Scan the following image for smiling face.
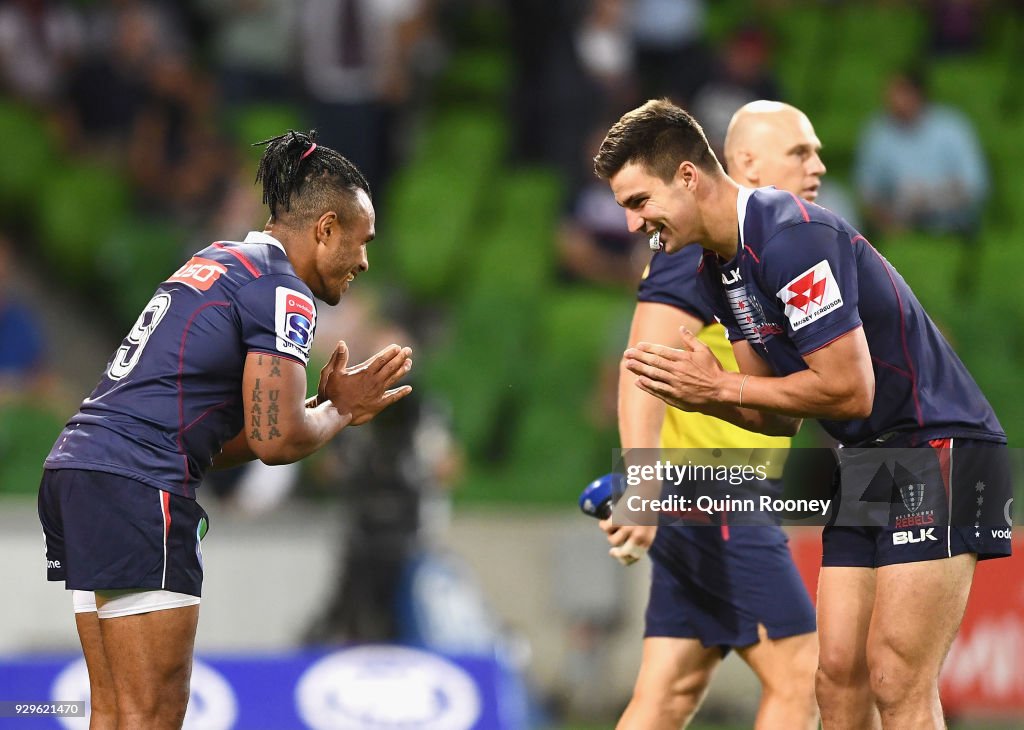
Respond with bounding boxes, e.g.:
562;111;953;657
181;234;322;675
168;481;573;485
314;188;375;305
608;161;702;254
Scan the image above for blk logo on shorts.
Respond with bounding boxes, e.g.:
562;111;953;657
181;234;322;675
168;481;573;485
892;528;938;545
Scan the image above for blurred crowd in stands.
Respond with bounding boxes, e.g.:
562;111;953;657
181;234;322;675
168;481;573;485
0;0;1009;485
509;0;994;290
0;0;445;229
0;1;997;290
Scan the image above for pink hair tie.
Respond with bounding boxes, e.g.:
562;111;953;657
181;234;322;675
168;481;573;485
300;143;317;160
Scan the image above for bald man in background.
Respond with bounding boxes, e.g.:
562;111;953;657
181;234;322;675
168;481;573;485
600;101;825;729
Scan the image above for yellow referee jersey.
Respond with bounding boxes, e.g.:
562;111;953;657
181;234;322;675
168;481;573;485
660;323;790;478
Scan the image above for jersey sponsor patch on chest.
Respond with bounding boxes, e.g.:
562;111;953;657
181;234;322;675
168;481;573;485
167;256;227;292
777;259;844;331
275;287;316;363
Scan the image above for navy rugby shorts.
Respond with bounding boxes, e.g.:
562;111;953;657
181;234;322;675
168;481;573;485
822;437;1012;568
38;468;209;597
644;524;816;653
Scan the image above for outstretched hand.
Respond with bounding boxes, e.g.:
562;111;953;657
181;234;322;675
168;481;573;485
318;341;413;425
623;327;725;411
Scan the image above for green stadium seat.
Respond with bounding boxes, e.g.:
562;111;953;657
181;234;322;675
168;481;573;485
0;404;64;495
35;162;130;281
0;102;57;217
95;217;187;322
384;162;479;299
485;289;630;504
433;49;510;104
875;232;963;327
225;104;307;162
384;112;505;299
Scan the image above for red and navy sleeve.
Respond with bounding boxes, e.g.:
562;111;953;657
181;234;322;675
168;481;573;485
759;222;862;355
637;246;716;325
233;275;318;366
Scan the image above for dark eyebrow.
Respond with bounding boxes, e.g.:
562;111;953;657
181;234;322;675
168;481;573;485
621;193;647;209
787;143;823;155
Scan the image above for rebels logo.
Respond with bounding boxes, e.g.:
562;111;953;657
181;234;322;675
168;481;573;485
275;287;316;363
894;512;935;529
777;259;844;331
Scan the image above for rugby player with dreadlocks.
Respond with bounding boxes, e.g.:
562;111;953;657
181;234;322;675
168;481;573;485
38;131;413;729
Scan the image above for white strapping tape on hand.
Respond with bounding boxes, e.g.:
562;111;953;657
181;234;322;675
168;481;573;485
609;538;648;566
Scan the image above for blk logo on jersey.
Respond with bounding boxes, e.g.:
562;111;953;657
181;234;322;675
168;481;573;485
275;287;316;363
167;257;227;292
722;268;742;285
777;259;844;331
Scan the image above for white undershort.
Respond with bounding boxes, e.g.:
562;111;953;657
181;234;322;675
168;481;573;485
72;589;200;619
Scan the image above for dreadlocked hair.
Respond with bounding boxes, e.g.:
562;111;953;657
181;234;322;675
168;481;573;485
253;129;371;223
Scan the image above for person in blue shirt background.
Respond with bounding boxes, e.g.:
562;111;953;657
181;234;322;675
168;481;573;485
854;66;988;244
0;234;54;405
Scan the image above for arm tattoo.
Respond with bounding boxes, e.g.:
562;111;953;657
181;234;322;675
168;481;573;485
250;357;286;441
249;377;263;441
266;356;283;440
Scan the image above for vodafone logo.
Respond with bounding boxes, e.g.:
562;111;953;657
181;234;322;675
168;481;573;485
777;260;844;331
295;646;482;730
286;295;315;320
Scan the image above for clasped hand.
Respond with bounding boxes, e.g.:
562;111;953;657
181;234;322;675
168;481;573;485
316;341;414;425
623;327;724;411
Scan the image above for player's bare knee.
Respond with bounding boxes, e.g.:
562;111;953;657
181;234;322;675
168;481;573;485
817;640;868;689
654;692;701;727
866;650;933;709
634;671;710;725
116;663;191;721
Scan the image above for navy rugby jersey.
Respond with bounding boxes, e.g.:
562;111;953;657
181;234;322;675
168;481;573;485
696;187;1004;447
638;245;715;324
45;231;317;497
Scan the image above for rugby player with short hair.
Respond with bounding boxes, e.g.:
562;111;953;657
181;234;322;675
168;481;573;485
600;101;824;730
38;131;413;729
596;99;1010;730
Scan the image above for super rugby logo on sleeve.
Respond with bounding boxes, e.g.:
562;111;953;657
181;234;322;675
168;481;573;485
275;287;316;363
777;259;844;331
